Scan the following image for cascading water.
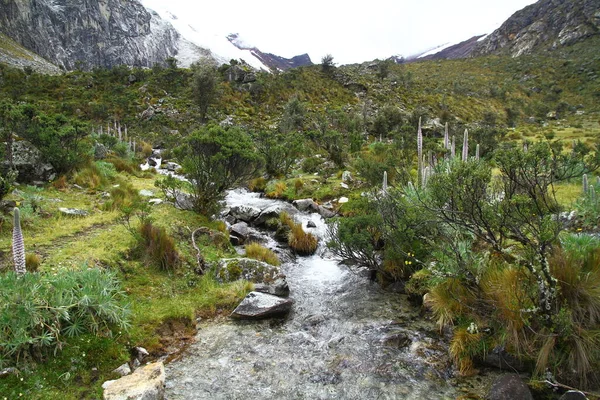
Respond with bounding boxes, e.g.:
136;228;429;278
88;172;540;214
164;189;473;399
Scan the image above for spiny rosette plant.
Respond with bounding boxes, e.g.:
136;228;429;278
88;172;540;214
12;207;26;276
0;267;130;367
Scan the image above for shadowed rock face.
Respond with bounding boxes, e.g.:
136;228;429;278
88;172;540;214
0;0;179;70
472;0;600;57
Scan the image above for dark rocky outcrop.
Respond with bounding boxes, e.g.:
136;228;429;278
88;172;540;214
0;0;179;71
487;374;533;400
472;0;600;57
1;140;55;184
559;391;588;400
230;291;293;319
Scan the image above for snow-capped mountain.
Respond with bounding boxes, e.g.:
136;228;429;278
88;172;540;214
140;0;312;70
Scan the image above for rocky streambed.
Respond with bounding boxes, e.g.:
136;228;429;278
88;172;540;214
161;189;499;399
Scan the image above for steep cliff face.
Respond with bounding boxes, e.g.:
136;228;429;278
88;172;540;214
472;0;600;57
0;0;180;70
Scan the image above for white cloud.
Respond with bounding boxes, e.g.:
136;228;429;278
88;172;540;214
142;0;537;65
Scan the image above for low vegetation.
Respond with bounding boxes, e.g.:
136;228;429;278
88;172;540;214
0;31;599;398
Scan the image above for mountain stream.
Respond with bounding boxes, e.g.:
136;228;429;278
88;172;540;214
164;189;488;399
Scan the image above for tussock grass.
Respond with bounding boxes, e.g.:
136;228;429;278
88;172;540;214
245;242;280;266
279;212;317;255
138;221;180;271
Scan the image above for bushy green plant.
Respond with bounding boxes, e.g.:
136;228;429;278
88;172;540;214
0;267;130;367
176;125;264;216
0;169;17;200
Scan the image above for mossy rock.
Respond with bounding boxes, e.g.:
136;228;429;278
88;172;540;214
216;258;283;284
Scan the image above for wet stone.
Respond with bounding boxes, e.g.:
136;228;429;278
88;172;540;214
230;291;293;319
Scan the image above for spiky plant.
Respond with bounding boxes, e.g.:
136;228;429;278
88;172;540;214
417;117;423;188
382;171;388;193
461;129;469;161
583;173;589;194
451;136;456;158
443;122;449;152
475;143;480;161
12;207;26;276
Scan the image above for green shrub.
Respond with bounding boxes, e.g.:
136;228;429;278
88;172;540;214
245;242;280;266
302;156;323;173
0;268;130;367
0;169;17;200
248;177;267;192
138;221;180;271
72;161;115;189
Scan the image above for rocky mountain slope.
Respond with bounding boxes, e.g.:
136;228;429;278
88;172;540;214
0;0;180;70
420;0;600;60
472;0;600;57
226;34;313;71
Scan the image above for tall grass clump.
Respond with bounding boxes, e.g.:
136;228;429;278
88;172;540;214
280;212;317;255
0;267;130;367
71;161;116;189
102;179;141;211
245;242;280;266
138;221;180;271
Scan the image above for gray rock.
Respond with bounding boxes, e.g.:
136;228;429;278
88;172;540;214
1;140;55;183
59;207;89;217
173;191;195;211
229;222;250;245
342;171;353;182
560;391;588;400
229;205;261;223
488;374;533;400
230;292;293;319
0;0;179;71
306;220;317;228
292;198;319;213
340;182;349;189
216;258;285;285
254;277;290;297
94;143;108;160
103;362;165;400
165;162;181;172
254;203;299;226
317;205;336;218
113;363;132;377
148;199;162;206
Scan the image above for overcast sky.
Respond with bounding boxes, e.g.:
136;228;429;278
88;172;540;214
143;0;538;65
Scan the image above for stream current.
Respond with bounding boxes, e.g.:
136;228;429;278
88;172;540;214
164;189;468;399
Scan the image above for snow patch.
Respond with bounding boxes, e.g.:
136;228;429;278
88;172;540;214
418;42;455;58
140;0;269;70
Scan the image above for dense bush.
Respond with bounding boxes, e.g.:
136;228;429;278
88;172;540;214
0;268;130;367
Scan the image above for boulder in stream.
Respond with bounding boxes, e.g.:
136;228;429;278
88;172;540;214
254;277;290;297
487;374;533;400
292;198;319;212
216;258;285;285
231;291;293;319
229;222;250;245
229;205;262;223
254;203;299;226
102;361;165;400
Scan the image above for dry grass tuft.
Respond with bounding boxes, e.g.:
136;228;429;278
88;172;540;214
245;242;280;266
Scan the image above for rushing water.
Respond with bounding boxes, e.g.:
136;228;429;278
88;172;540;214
164;189;471;399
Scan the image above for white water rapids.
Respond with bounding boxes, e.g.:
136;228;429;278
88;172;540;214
163;189;484;399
